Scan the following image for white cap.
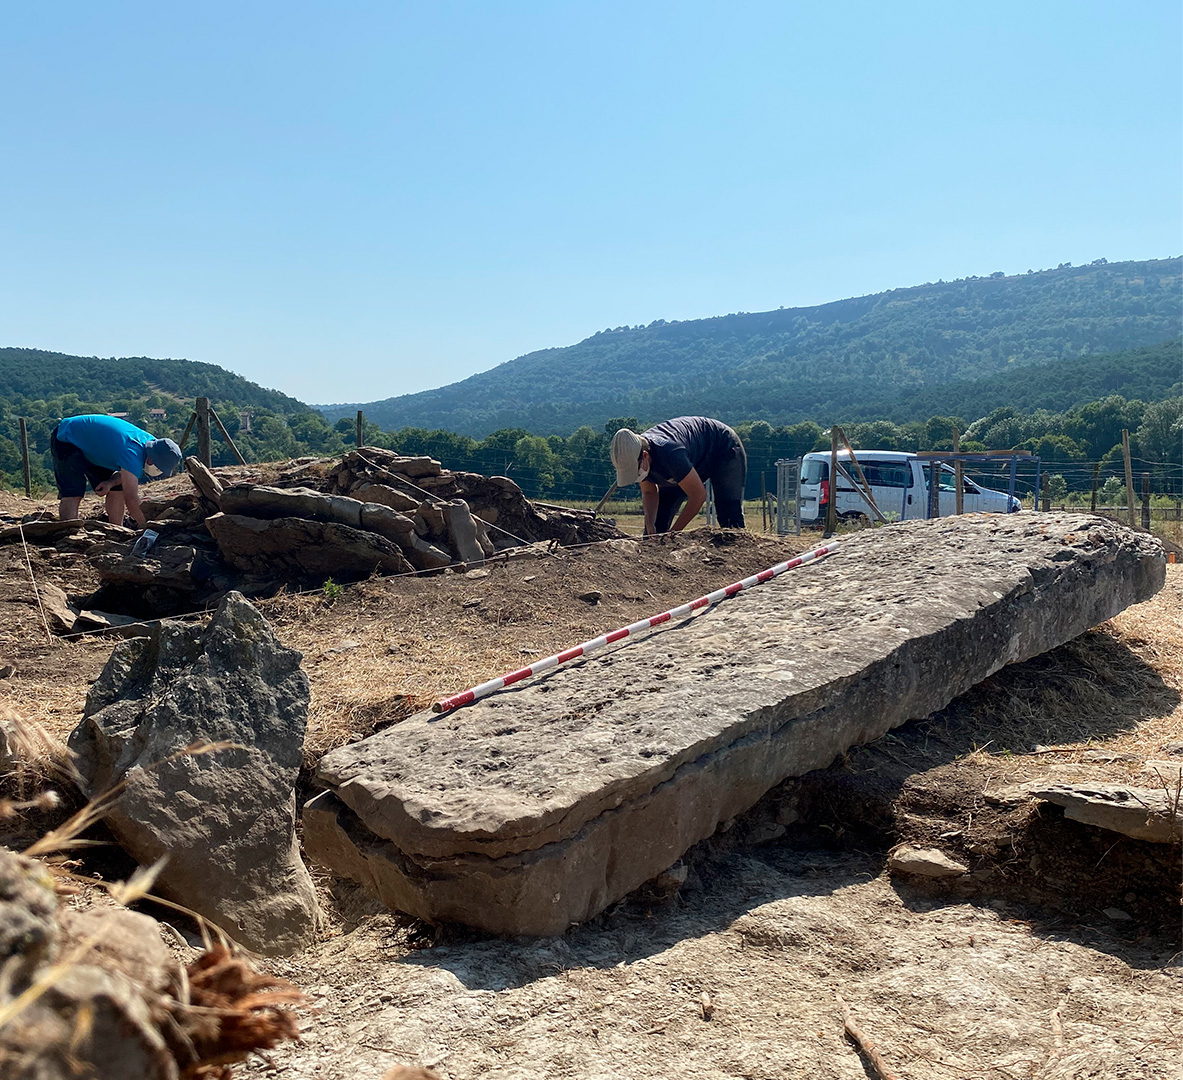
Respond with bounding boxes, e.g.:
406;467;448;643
610;429;645;486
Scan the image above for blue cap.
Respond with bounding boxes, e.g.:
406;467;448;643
146;438;182;477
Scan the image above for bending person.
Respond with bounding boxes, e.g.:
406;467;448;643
52;414;183;527
610;416;747;535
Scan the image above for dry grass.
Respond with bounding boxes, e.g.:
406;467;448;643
918;566;1183;780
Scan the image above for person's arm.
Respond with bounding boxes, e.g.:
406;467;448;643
118;471;147;527
640;480;660;536
670;469;707;532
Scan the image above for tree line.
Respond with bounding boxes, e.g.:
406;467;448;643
4;389;1176;508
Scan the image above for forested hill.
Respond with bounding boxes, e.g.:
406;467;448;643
0;348;309;414
320;257;1182;437
0;347;355;480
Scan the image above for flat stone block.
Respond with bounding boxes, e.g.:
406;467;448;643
307;513;1165;935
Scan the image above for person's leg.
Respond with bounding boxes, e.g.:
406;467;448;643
708;439;748;528
104;490;127;524
653;487;686;534
50;427;87;521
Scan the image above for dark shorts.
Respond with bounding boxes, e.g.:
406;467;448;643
653;437;747;533
50;426;121;498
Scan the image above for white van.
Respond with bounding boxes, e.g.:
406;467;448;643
798;450;1021;524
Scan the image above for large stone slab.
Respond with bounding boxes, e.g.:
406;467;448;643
306;513;1165;935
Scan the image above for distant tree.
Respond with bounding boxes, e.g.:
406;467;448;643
512;435;556;497
603;416;641;436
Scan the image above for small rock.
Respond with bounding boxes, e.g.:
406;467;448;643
1160;741;1183;757
37;581;78;633
466;569;490;580
0;664;15;679
327;640;360;654
775;806;800;826
578;590;603;604
888;845;969;879
648;863;688;899
1103;907;1133;921
1080;749;1139;764
462;598;483;609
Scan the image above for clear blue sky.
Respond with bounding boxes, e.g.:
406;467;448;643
2;2;1179;404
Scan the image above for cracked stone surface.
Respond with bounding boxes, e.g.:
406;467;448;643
306;512;1165;935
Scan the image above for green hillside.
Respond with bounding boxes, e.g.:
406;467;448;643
320;258;1182;437
0;348;354;485
0;348;309;413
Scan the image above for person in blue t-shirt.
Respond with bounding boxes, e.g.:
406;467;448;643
51;414;182;527
610;417;747;535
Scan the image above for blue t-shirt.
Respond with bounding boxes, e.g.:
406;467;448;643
56;415;154;478
642;416;738;488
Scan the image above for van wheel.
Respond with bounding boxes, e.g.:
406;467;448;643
839;512;870;528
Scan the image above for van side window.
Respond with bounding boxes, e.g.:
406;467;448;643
861;462;910;488
924;465;964;493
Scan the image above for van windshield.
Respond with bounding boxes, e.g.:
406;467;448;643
801;458;829;484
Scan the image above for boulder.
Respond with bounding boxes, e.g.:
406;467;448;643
442;500;485;567
206;513;413;580
89;542;201;590
0;849;180;1080
414;501;447;538
183;457;224;507
69;591;319;955
1022;782;1182;843
0;520;86;546
351;482;420;514
401;532;453;572
36;581;78;633
219;484;365;528
359;502;418;541
306;513;1165;935
0;847;59;983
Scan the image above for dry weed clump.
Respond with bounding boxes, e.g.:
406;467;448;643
0;706;79;799
173;946;305;1080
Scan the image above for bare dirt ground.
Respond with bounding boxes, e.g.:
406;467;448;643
1;484;1181;1079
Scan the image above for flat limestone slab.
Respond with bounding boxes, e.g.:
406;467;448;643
306;513;1164;934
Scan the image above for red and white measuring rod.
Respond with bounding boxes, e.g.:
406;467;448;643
432;537;844;714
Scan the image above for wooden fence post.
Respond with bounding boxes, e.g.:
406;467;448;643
1090;462;1100;512
357;410;364;449
1121;430;1135;527
1141;473;1151;530
196;397;212;468
1040;473;1050;512
19;418;31;497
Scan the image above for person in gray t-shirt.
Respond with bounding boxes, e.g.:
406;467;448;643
610;417;747;535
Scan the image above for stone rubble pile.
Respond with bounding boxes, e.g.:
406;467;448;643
0;448;625;623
